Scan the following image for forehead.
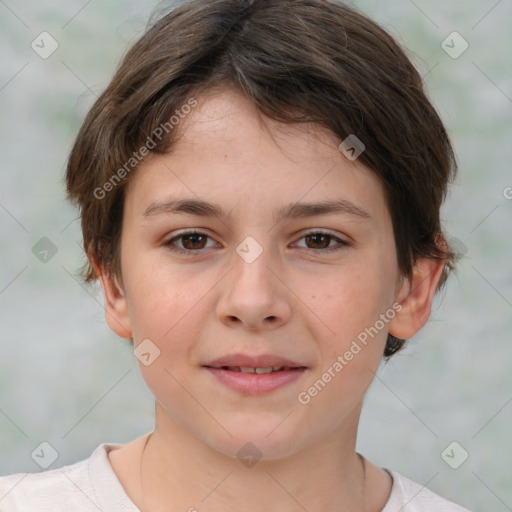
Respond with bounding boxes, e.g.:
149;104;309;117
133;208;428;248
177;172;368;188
124;87;389;226
176;87;342;163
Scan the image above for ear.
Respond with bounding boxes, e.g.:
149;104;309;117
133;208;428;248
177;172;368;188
91;256;132;339
388;256;446;340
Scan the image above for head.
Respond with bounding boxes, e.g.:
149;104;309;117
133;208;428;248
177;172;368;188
66;0;457;459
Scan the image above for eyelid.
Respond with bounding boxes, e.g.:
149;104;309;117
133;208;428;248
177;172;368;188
298;228;347;240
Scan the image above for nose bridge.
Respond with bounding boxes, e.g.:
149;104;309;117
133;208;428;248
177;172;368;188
217;232;291;329
232;233;276;294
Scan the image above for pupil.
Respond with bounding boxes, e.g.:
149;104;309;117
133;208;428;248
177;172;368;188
309;234;328;248
185;234;204;249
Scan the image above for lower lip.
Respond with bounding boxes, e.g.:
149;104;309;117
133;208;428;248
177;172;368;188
204;367;307;395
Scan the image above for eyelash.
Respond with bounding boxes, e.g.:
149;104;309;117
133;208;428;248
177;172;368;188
164;229;349;255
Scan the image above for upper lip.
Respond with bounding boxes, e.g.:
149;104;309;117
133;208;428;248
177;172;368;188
204;353;307;368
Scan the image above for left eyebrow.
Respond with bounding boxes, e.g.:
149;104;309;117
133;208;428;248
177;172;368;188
275;199;371;221
143;197;371;222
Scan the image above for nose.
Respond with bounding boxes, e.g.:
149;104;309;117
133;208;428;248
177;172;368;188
216;241;292;331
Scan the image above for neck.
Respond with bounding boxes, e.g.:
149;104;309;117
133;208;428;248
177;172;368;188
139;402;366;512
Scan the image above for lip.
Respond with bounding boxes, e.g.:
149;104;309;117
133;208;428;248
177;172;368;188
204;367;307;395
202;353;308;395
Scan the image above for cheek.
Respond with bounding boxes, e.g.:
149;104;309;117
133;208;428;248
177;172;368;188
124;257;213;361
297;268;391;414
130;284;197;340
124;250;178;325
309;263;395;340
127;272;208;399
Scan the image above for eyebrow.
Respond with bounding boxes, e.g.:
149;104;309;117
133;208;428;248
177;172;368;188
143;197;371;223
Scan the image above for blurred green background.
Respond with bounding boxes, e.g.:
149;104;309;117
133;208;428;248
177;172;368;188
0;1;511;510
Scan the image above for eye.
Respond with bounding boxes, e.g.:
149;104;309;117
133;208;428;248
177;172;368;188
164;230;218;254
294;230;349;253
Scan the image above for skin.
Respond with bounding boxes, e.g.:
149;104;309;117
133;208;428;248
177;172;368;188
94;86;445;512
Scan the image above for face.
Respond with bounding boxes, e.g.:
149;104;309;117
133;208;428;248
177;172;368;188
100;87;438;461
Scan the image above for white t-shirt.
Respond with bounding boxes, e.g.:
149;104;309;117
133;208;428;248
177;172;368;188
0;443;472;511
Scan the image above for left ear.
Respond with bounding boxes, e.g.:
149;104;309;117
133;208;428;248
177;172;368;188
388;256;446;340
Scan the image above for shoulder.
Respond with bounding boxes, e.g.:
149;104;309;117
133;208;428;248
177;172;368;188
383;470;473;512
0;457;92;511
0;443;130;512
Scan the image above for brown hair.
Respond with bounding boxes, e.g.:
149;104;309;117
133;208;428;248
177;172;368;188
65;0;458;358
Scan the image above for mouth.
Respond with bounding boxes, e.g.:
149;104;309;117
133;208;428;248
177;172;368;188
206;365;305;374
203;356;308;394
204;353;307;370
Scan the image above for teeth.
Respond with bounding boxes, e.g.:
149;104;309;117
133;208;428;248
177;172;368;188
223;366;288;373
255;367;274;374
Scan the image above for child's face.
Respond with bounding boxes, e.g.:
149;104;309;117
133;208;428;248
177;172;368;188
106;87;409;459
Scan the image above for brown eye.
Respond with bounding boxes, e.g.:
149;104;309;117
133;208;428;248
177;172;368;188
295;231;349;253
165;230;215;253
179;233;208;250
305;233;331;249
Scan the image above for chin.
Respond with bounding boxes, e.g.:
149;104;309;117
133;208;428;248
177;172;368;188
200;421;313;463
